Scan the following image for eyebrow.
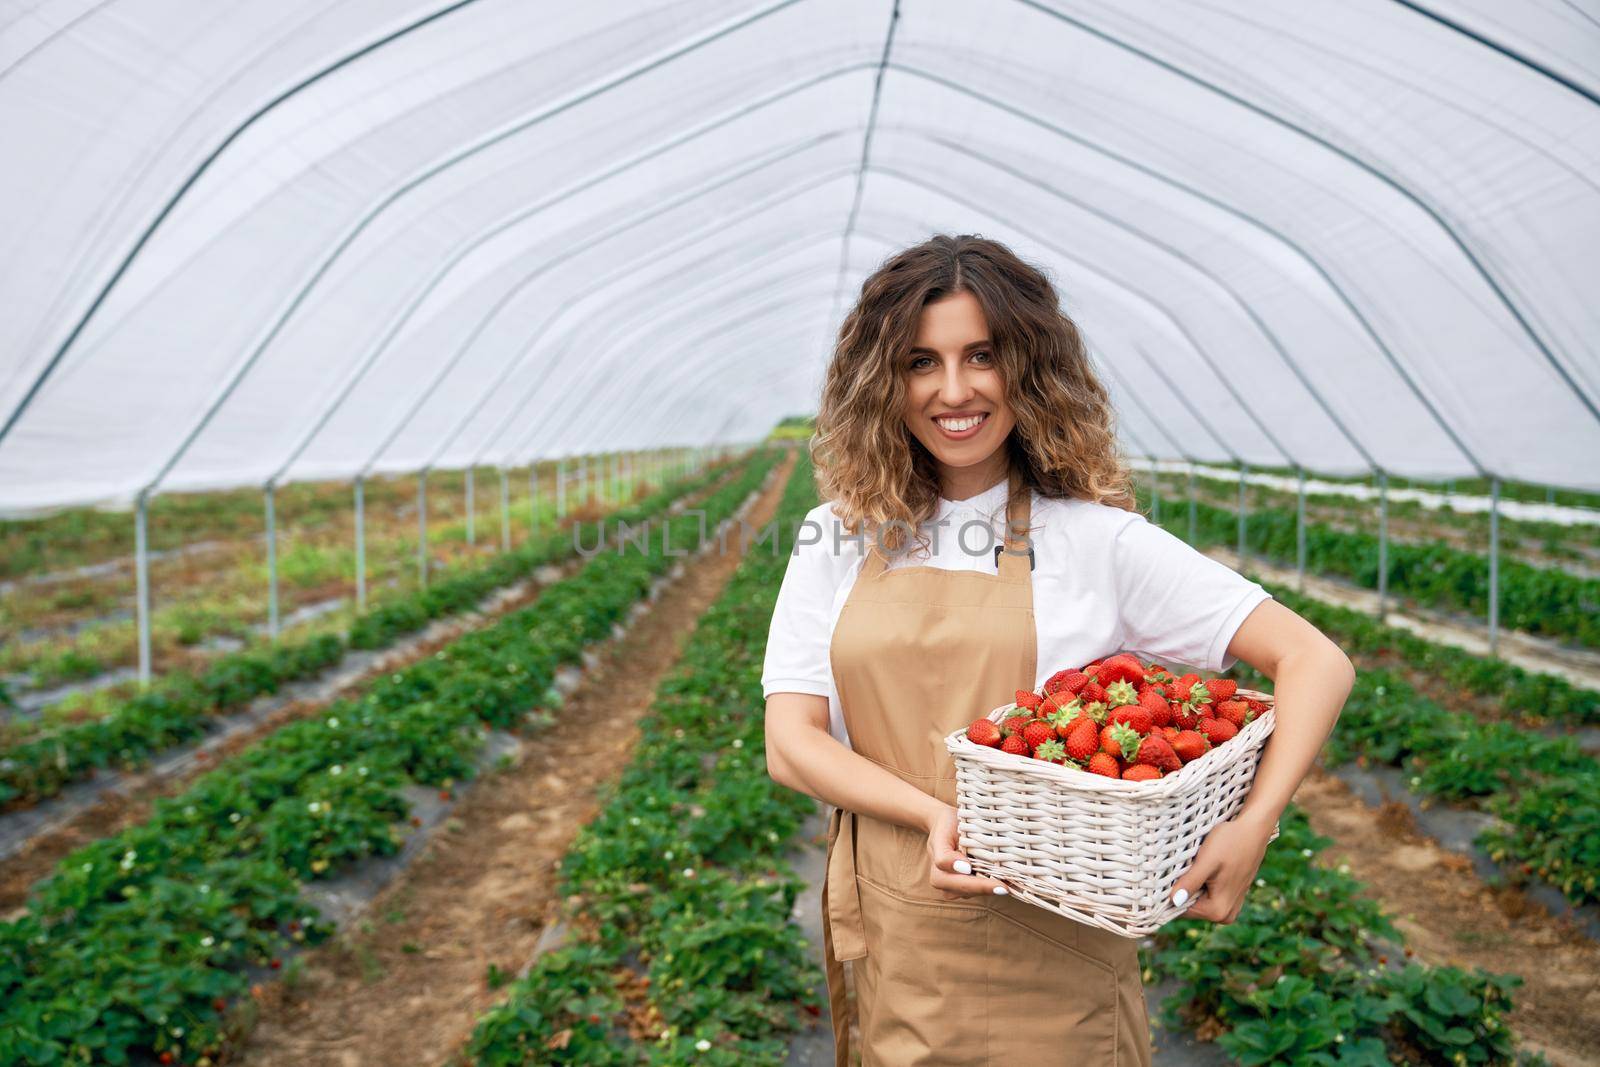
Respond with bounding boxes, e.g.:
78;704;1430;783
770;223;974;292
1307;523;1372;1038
907;339;993;355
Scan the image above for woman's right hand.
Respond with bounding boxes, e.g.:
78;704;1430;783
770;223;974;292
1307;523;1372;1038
925;803;1011;899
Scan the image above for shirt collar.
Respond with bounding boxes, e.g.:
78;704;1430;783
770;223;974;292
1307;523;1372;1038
936;473;1012;522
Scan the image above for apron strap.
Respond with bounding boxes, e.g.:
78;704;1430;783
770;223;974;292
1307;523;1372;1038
822;805;866;1066
997;467;1033;580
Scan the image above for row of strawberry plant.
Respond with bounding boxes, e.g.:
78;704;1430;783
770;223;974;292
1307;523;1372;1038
0;457;742;809
1145;807;1538;1065
1141;490;1600;650
1264;584;1600;728
0;450;781;1067
464;451;822;1066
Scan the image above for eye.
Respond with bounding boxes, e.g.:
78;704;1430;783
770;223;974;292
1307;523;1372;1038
970;349;994;365
908;355;936;371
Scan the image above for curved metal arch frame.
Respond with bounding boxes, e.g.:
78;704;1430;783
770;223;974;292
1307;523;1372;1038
1014;0;1600;428
9;14;1587;495
453;219;857;472
266;69;879;486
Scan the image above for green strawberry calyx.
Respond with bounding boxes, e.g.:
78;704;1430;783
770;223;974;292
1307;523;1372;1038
1108;722;1143;759
1104;679;1139;708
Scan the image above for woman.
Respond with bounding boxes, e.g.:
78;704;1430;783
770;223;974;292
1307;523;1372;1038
761;234;1354;1066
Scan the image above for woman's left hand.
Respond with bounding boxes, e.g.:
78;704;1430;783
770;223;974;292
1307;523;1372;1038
1167;809;1277;924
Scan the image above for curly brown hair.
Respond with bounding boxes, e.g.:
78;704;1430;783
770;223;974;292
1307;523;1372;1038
810;233;1134;558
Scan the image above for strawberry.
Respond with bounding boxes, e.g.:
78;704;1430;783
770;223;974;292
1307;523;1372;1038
1015;689;1043;711
998;710;1033;736
1086;751;1121;778
1138;687;1170;727
1083;681;1108;705
1171;702;1202;731
1082;661;1103;675
1169;681;1192;703
1079;699;1109;726
1123;763;1162;782
1039;689;1076;717
1178;673;1200;687
967;719;1002;747
1043;670;1089;696
1110;704;1153;735
1100;654;1147;686
1215;700;1248;728
1245;697;1268;714
1000;734;1030;757
1199;717;1238;744
1144;663;1175;686
1172;730;1209;763
1132;731;1181;771
1033;738;1068;764
1101;721;1143;760
1023;720;1057;751
1206;678;1238;702
1046;699;1088;736
1064;717;1101;761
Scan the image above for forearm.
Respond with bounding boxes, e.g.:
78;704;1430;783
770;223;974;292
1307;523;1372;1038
1236;640;1354;827
767;716;945;835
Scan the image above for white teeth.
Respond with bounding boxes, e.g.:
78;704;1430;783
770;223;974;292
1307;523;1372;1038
936;414;985;432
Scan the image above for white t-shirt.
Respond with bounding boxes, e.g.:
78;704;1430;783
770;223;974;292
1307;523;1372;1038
760;476;1271;748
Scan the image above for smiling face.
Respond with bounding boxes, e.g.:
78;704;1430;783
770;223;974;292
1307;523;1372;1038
900;289;1017;499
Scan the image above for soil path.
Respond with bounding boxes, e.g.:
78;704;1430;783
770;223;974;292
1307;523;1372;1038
1293;769;1600;1067
234;452;796;1067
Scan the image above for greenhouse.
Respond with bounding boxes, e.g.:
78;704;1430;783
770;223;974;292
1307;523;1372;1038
1;1;1597;1064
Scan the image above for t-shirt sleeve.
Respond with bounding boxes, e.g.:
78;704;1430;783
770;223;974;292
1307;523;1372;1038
1110;511;1271;672
761;505;844;699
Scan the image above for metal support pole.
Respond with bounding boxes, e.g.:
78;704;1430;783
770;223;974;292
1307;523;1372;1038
135;491;152;688
529;462;539;538
557;458;567;519
1187;464;1197;545
417;471;429;588
1377;470;1389;619
1296;466;1307;592
466;467;475;545
355;476;367;613
1237;462;1249;569
266;485;279;639
1489;476;1501;656
499;467;510;551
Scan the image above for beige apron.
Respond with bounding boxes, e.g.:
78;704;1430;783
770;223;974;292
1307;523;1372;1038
820;470;1153;1066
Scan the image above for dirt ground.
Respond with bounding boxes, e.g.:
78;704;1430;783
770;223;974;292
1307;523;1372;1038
1293;769;1600;1066
231;452;795;1067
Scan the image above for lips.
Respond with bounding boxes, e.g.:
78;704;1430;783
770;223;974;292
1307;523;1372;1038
933;412;989;439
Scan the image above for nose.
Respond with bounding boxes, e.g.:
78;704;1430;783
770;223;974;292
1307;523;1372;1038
937;360;977;408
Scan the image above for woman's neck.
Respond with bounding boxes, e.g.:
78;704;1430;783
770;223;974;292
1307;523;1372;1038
937;448;1010;502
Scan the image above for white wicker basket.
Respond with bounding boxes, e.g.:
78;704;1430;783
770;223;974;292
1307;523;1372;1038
943;687;1280;938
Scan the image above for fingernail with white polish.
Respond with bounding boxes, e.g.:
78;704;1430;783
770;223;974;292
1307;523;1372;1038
953;859;973;876
1171;887;1189;907
993;885;1009;895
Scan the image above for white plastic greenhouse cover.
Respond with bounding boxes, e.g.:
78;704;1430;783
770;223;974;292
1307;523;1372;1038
1;0;1598;517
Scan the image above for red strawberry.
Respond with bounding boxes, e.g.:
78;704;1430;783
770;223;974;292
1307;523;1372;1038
1083;681;1108;705
1096;655;1146;687
1000;734;1030;757
967;719;1002;747
1206;678;1238;702
1169;681;1192;703
1215;700;1248;728
1023;720;1057;750
1100;722;1142;760
1123;763;1162;782
1015;689;1043;711
1110;704;1153;735
1082;661;1103;675
998;711;1033;737
1039;690;1076;717
1245;697;1268;714
1199;717;1238;744
1172;730;1209;763
1179;673;1200;687
1171;703;1201;731
1086;752;1121;778
1064;717;1100;761
1161;725;1180;740
1033;738;1068;764
1043;670;1089;696
1132;732;1181;772
1138;688;1170;727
